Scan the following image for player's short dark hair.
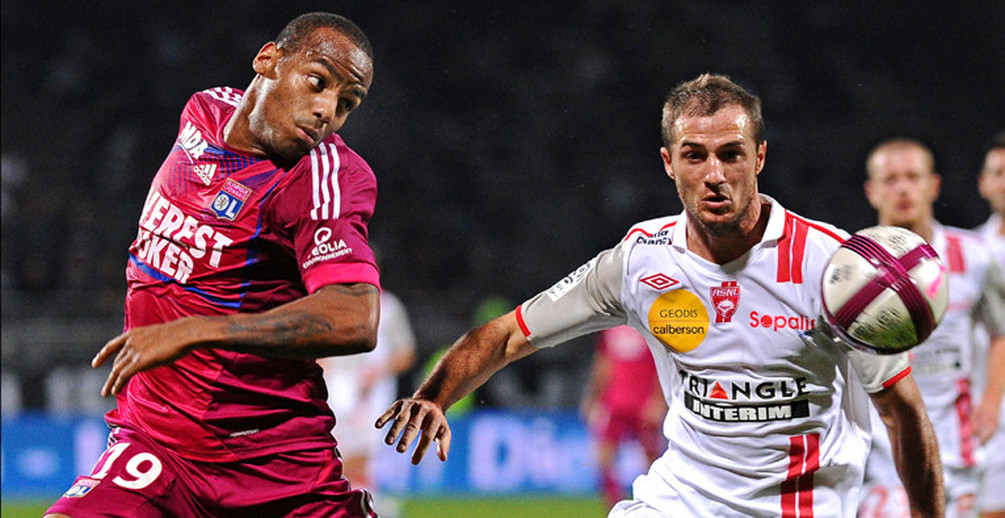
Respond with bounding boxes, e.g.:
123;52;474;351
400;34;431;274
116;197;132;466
985;130;1005;155
661;73;764;149
275;12;373;62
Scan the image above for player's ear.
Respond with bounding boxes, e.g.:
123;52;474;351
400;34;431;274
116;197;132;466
755;140;767;175
929;173;942;201
863;179;878;208
660;147;675;180
252;42;281;78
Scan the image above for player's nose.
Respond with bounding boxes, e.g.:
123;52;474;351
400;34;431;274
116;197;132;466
312;94;337;125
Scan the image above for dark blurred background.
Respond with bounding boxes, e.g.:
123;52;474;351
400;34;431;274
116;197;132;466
3;1;1003;412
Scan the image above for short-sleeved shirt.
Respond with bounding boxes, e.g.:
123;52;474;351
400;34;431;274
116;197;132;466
516;196;909;517
108;87;381;462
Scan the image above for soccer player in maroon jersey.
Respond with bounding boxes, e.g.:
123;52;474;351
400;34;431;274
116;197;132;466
46;12;382;518
581;326;667;508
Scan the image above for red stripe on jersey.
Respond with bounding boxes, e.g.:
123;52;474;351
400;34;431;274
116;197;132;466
945;235;966;273
778;211;844;284
515;304;532;338
955;378;977;467
791;218;809;284
881;365;912;389
623;221;677;242
782;433;820;517
778;215;794;283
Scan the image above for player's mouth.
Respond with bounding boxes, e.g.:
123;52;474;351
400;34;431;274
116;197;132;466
701;193;731;212
296;125;319;146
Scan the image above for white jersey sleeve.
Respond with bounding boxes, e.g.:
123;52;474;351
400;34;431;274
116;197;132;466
847;348;911;393
518;245;628;349
977;258;1005;337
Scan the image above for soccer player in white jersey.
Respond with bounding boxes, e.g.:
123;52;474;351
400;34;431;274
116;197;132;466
975;132;1005;518
857;138;1005;518
377;73;944;517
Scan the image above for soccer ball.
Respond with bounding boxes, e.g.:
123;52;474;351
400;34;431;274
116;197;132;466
821;226;949;354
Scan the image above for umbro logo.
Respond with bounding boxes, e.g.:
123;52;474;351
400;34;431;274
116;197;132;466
641;273;679;290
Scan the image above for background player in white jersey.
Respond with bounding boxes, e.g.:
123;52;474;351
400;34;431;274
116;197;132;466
319;289;416;499
975;132;1005;518
377;73;944;517
857;138;1005;518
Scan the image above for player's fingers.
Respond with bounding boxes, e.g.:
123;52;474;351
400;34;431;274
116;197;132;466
412;427;433;464
412;412;449;464
93;333;127;368
383;401;421;446
395;406;429;454
104;349;138;397
436;423;452;461
375;400;403;429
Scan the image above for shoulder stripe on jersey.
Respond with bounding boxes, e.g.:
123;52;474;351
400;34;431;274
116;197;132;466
623;221;677;242
781;433;819;518
204;87;242;107
777;211;843;284
944;234;966;273
310;142;342;220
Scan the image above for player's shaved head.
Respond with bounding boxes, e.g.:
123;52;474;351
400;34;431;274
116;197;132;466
866;138;935;180
275;12;373;62
662;73;764;148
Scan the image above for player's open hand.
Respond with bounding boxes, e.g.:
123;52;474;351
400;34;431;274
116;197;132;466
92;319;198;397
376;398;451;465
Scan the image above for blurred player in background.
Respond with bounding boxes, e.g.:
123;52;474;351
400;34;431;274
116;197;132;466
319;288;416;513
581;325;666;508
857;138;1005;518
975;131;1005;518
378;73;944;517
46;12;383;518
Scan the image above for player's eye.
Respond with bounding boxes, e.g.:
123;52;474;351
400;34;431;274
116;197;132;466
308;75;325;91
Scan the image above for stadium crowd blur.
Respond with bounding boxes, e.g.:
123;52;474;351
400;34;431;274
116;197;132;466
2;1;1003;413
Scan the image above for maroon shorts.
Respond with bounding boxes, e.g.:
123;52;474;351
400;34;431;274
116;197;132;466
46;426;378;518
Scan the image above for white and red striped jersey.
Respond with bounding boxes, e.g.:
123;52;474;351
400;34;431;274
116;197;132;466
517;196;909;517
861;223;1005;518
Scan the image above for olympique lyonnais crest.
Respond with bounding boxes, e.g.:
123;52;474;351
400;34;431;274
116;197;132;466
711;281;740;323
211;179;251;221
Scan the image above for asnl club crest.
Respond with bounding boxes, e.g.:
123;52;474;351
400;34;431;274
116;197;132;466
711;281;740;323
211;179;251;221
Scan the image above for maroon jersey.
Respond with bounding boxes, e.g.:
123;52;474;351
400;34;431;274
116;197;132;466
109;87;380;462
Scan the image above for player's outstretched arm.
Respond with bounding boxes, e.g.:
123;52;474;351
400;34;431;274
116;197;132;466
869;372;945;518
375;310;537;464
93;283;379;396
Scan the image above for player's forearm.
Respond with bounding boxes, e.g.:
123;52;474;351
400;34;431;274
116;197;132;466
881;403;944;517
197;283;379;359
984;337;1005;410
889;417;944;517
415;314;535;410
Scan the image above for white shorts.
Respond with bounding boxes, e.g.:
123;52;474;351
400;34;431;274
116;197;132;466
608;499;667;518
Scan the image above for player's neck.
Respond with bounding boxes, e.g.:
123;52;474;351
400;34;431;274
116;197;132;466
687;200;769;265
